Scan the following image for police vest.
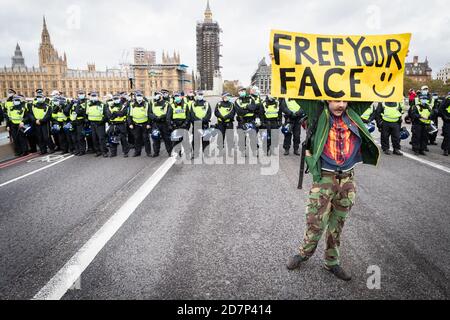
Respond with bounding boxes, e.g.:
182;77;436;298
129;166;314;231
381;103;402;122
109;105;127;123
86;103;104;122
286;99;301;113
130;102;149;124
361;106;374;121
192;103;208;120
69;101;87;121
263;102;279;119
415;96;434;108
217;104;233;123
152;102;168;118
184;98;195;109
237;99;254;118
69;105;77;121
447;105;450;114
32;104;49;120
171;103;187;120
4;100;14;114
9;107;25;125
253;96;262;105
52;110;68;123
418;107;431;124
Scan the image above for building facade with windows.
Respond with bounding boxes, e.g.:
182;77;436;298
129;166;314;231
405;56;432;83
0;17;190;98
251;57;271;95
437;63;450;85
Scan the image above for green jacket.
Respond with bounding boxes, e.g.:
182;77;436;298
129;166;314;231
298;100;380;182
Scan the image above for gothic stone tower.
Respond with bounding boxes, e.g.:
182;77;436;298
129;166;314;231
39;16;67;71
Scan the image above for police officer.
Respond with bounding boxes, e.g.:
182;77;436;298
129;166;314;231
161;89;172;103
215;92;236;157
250;86;263;114
189;90;212;158
234;87;257;156
439;92;450;156
185;90;195;109
2;89;16;120
167;92;190;155
280;98;306;156
120;91;135;149
128;91;152;157
429;93;439;146
374;101;404;155
86;91;108;157
149;92;172;157
106;94;130;158
5;95;30;157
66;95;79;154
69;90;89;156
411;87;433;155
417;86;436;149
51;96;70;154
30;92;54;155
36;89;55;150
260;95;283;156
2;89;16;145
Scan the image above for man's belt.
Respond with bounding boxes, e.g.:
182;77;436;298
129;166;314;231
321;169;354;179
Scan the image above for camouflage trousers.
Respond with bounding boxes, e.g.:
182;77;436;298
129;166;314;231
299;172;356;267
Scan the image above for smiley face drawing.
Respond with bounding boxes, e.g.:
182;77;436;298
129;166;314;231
373;72;396;99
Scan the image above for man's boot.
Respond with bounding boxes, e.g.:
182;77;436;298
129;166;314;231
419;150;426;155
384;149;391;155
393;149;403;156
324;265;352;281
444;150;449;156
284;149;289;156
294;149;301;156
286;255;306;270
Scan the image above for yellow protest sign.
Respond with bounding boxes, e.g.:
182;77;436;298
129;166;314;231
270;30;411;102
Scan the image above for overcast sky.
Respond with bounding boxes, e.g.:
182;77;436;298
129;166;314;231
0;0;448;85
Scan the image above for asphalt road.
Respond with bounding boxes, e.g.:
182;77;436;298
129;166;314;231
0;98;449;300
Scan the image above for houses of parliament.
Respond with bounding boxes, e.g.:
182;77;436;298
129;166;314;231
0;17;191;99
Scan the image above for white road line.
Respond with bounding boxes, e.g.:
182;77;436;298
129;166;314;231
32;156;177;300
402;152;450;174
0;155;75;188
375;140;450;174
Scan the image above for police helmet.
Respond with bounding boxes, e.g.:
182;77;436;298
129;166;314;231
170;129;184;142
151;128;161;140
281;123;292;135
400;127;410;140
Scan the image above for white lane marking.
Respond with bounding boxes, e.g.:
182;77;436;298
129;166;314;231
27;154;66;163
32;156;177;300
375;140;450;174
0;155;75;188
402;152;450;174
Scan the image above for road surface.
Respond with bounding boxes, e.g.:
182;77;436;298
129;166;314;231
0;98;449;300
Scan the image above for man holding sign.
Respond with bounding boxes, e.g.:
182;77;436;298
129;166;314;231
270;30;410;281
